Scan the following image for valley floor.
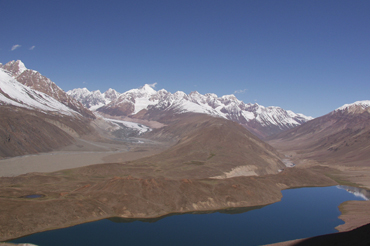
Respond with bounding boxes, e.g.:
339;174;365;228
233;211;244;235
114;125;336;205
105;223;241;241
0;138;167;177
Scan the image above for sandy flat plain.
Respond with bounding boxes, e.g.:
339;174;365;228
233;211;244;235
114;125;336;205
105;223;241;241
0;138;166;177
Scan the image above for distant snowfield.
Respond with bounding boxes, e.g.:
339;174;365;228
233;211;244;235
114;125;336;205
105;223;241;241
105;118;152;134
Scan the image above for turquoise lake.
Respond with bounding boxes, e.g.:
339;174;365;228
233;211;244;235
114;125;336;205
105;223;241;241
9;185;369;246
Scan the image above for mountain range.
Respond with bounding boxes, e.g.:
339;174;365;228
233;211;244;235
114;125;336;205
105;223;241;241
1;59;369;166
67;84;313;138
2;59;369;163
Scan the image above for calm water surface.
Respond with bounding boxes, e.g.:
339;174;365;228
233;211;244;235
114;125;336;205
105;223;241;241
9;186;369;246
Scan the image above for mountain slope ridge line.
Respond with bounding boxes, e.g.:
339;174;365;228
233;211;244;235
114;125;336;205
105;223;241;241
68;83;313;138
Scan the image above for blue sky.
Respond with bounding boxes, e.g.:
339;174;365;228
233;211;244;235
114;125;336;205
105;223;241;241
1;0;369;117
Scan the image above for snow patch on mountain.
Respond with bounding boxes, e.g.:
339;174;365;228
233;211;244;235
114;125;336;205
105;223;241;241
336;100;370;111
1;60;95;119
0;68;80;116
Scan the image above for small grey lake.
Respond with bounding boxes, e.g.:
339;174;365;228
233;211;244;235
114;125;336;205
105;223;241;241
9;185;369;246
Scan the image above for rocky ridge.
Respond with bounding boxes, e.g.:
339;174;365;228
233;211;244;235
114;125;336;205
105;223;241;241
68;84;313;138
1;60;95;119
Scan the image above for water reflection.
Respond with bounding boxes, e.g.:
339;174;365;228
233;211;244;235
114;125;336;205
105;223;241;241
337;185;370;200
108;205;266;223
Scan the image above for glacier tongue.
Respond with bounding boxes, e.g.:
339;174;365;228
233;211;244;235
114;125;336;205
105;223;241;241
104;118;151;135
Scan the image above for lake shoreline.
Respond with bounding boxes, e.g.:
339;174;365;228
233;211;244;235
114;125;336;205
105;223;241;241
0;166;336;242
7;185;367;246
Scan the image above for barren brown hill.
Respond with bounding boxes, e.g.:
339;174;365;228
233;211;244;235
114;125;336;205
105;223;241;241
268;104;370;166
106;113;284;179
70;113;285;180
0;106;94;158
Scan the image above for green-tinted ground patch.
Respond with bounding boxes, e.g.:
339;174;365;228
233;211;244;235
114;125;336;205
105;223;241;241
324;173;362;188
184;160;205;165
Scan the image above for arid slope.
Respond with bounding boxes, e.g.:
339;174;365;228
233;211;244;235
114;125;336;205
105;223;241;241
0;106;94;158
268;106;370;166
136;113;286;178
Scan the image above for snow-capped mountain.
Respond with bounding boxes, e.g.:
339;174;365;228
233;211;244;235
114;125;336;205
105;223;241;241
334;100;370;114
1;60;95;119
68;84;313;138
0;62;98;158
0;67;81;117
66;87;121;111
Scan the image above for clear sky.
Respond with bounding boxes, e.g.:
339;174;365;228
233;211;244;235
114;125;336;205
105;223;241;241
1;0;369;117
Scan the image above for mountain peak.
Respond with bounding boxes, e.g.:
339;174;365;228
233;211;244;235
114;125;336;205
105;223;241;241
2;60;28;76
0;68;80;116
125;84;157;96
141;83;156;90
335;100;370;114
205;93;218;98
337;100;370;110
221;94;238;100
131;84;156;95
1;60;96;119
103;88;120;101
105;88;118;93
14;60;27;72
